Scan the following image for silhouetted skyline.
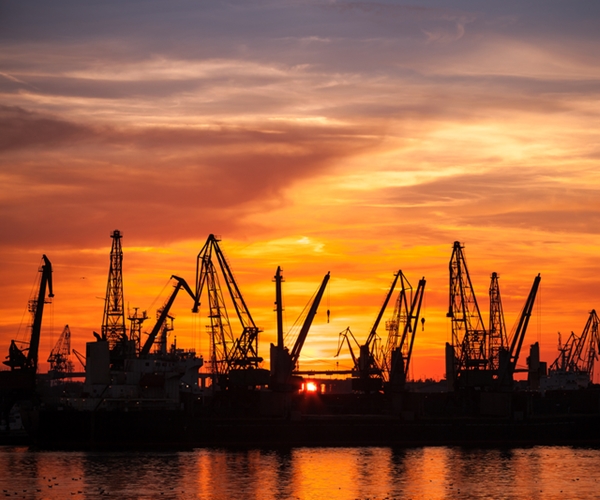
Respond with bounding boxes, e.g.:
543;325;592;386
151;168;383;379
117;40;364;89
1;1;599;378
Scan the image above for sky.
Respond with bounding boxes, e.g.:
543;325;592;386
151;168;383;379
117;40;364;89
1;0;600;380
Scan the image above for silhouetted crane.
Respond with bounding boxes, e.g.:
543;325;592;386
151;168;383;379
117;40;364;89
140;276;195;356
1;255;54;424
48;324;74;378
446;241;541;390
194;235;265;386
548;309;600;385
270;268;330;390
383;273;426;392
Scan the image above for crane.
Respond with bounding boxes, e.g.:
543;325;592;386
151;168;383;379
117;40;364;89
270;268;330;390
548;309;600;385
383;274;426;392
193;235;265;386
497;274;541;389
334;327;359;370
352;272;401;392
1;255;54;425
3;255;54;372
446;241;541;390
446;241;487;385
334;271;424;393
140;276;195;356
488;272;507;371
47;324;74;378
102;230;126;351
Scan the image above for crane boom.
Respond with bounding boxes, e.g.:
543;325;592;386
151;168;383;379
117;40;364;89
365;272;400;348
290;272;330;368
28;254;54;371
140;276;195;356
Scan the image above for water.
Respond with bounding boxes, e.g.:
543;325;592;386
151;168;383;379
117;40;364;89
1;446;600;499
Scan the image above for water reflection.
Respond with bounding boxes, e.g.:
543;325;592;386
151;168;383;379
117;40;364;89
1;445;600;499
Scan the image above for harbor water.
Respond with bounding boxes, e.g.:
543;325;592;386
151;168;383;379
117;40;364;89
2;445;600;499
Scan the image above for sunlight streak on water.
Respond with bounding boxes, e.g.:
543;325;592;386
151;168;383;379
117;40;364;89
1;446;599;499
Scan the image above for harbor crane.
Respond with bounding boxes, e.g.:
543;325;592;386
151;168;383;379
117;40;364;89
140;276;195;356
194;234;267;387
353;271;401;392
335;271;425;392
1;255;53;424
446;241;541;390
47;324;74;378
497;273;541;388
447;242;487;380
3;255;54;372
270;267;330;390
548;309;600;385
382;274;426;392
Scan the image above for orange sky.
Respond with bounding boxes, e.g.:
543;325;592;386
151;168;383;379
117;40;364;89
1;1;600;380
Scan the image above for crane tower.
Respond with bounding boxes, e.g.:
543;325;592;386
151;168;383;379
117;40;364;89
101;230;126;350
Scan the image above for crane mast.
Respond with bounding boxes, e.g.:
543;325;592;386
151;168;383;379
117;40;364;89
447;241;487;385
488;272;507;371
584;310;600;380
102;230;126;350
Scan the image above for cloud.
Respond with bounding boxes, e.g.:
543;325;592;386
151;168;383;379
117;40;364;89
0;105;382;248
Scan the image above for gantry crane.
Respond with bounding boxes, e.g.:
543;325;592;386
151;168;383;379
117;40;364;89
47;324;74;378
270;267;330;390
193;235;266;387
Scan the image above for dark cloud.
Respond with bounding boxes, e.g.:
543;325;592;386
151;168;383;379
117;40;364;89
0;105;96;151
0;105;381;248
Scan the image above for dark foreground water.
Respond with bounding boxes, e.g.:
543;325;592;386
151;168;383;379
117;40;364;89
1;445;600;499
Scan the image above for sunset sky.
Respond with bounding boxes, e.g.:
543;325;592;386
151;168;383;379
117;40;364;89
1;0;599;380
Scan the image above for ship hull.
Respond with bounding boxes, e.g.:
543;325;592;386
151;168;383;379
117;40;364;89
23;408;600;450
